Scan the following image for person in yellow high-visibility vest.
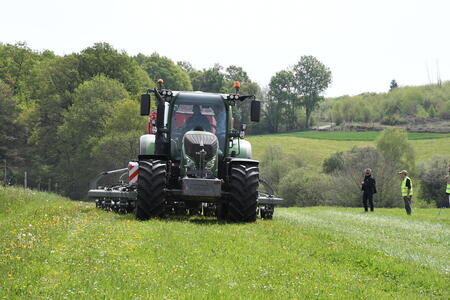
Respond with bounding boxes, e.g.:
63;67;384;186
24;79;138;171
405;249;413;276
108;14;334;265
398;170;413;215
444;163;450;207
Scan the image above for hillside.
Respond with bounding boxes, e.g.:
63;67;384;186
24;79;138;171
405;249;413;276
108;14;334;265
1;187;448;299
247;132;450;169
316;82;450;130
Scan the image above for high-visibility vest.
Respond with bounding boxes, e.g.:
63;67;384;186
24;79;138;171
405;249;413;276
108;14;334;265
401;177;413;196
446;183;450;194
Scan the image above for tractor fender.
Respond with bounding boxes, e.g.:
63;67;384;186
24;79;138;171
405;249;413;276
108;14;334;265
140;134;155;155
230;139;253;159
224;157;259;188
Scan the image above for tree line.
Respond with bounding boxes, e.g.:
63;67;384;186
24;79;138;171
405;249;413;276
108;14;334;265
316;82;450;127
0;42;331;199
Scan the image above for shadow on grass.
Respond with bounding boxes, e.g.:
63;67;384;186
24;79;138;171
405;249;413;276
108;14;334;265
162;214;228;225
96;208;249;226
188;217;227;225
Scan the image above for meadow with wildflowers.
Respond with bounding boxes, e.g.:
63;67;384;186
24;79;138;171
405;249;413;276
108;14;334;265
0;186;449;299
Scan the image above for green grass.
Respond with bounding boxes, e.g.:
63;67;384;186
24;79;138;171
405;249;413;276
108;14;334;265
266;130;450;141
1;186;449;299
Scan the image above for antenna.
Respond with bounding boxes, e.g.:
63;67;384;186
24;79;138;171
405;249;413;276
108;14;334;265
425;61;432;85
436;60;442;87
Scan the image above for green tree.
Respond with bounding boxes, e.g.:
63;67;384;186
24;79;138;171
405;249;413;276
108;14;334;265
177;61;194;73
92;99;147;171
0;42;41;97
331;101;344;125
416;105;429;121
28;54;81;100
186;64;254;95
437;101;450;119
267;70;296;132
0;80;24;164
198;64;226;93
176;63;260;128
57;75;129;199
23;54;83;183
135;53;191;91
428;104;437;118
188;69;204;91
376;127;415;172
390;79;398;91
224;65;250;83
292;56;332;128
79;43;152;94
419;155;449;207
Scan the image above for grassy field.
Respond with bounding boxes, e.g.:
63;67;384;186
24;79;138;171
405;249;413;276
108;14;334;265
1;187;449;299
247;132;450;169
271;131;450;141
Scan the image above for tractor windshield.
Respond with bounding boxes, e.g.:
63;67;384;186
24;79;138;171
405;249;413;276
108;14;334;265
170;94;226;160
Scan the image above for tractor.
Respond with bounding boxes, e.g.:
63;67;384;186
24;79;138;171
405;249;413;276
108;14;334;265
88;80;282;221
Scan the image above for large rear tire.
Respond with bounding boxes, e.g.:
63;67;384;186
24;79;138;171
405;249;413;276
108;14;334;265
135;160;167;220
227;163;259;222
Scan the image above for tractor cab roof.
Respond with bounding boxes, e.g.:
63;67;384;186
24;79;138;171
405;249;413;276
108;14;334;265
172;91;227;105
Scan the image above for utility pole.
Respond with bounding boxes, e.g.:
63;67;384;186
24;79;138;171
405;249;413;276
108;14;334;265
3;160;6;186
24;171;27;189
48;178;51;192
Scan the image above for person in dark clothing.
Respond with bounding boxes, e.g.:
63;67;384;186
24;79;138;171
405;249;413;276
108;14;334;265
361;168;377;212
184;105;212;132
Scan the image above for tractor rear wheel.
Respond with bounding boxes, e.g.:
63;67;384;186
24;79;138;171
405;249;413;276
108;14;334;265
227;163;259;222
135;160;167;220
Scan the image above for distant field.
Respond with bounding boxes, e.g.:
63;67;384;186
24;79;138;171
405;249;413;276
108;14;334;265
270;130;450;141
0;187;448;299
247;133;450;169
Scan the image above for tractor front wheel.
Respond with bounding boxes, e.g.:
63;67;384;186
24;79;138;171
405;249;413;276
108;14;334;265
227;163;259;222
135;160;167;220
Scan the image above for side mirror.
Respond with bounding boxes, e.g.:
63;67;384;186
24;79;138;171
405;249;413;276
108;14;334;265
250;100;261;122
140;94;151;116
240;123;247;139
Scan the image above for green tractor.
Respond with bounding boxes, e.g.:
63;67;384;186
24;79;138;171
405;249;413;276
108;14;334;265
88;81;282;222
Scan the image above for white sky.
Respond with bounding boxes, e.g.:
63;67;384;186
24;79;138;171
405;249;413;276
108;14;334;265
1;0;449;97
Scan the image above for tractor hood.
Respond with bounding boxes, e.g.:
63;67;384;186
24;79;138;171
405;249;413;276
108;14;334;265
181;131;219;178
183;131;218;162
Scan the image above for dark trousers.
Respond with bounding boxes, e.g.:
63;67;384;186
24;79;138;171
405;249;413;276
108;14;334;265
403;196;412;215
363;193;374;211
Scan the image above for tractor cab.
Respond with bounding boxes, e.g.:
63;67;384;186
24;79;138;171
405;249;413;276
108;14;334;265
169;93;227;160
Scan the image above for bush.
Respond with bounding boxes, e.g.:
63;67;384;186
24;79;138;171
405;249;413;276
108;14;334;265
322;151;344;173
419;155;450;207
414;105;429;123
326;146;402;207
279;168;328;207
381;113;405;125
376;127;415;172
259;145;303;193
437;101;450;119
